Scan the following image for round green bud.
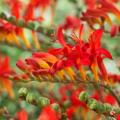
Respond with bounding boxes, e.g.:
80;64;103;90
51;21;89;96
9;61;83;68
38;97;50;107
103;103;112;112
7;16;16;23
17;19;25;27
0;13;7;19
87;99;97;110
26;93;35;104
51;103;60;112
18;87;28;98
78;91;89;102
28;21;35;30
96;103;105;113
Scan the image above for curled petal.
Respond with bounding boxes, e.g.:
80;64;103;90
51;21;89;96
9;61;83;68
89;29;103;49
96;48;112;59
16;60;28;71
33;52;58;63
98;0;120;21
57;26;67;47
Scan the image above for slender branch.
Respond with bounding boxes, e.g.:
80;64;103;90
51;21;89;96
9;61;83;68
85;22;120;37
0;12;55;37
79;92;120;118
11;74;120;106
0;41;40;52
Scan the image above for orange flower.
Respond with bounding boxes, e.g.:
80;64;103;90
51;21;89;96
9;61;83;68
0;56;14;98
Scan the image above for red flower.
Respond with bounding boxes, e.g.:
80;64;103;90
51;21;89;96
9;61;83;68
17;109;28;120
104;94;117;105
61;16;81;30
71;89;86;107
16;25;112;82
97;0;120;21
84;0;96;9
91;91;100;101
24;0;51;22
66;106;75;120
110;24;118;37
88;29;112;81
6;0;22;19
0;56;14;98
117;114;120;120
38;106;59;120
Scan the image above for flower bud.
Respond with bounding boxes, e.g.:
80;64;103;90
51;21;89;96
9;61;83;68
103;103;112;112
0;12;7;19
26;93;36;104
96;103;105;113
51;103;60;112
8;16;16;23
18;87;28;98
87;99;97;110
28;21;35;30
38;97;50;107
17;19;25;27
78;91;89;102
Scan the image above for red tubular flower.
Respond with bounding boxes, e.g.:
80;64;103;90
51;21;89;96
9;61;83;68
108;74;120;83
24;0;51;22
88;29;112;81
84;0;96;9
82;0;120;29
29;0;51;8
38;106;59;120
16;25;112;82
16;60;29;72
17;109;28;120
104;94;117;105
97;0;120;21
81;9;112;27
0;56;14;98
110;25;118;37
66;106;75;120
61;16;81;30
6;0;22;19
71;89;86;107
117;114;120;120
91;91;100;101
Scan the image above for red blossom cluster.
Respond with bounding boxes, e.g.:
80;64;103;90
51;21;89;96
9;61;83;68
0;0;120;120
16;25;112;82
6;0;53;21
82;0;120;37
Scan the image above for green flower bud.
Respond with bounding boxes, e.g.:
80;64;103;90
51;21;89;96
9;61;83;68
96;103;105;113
103;103;112;112
63;100;71;108
18;87;28;98
87;99;97;110
0;12;7;19
51;103;60;112
17;19;25;27
26;93;35;104
46;27;55;36
78;91;89;102
7;16;16;23
28;21;35;30
38;97;50;107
